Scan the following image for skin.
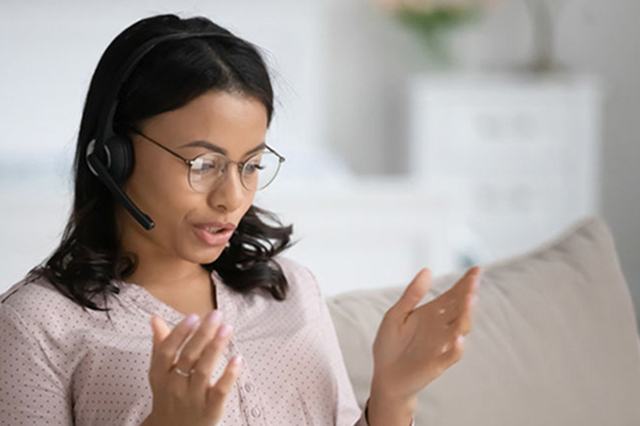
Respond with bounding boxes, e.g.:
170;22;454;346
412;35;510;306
117;89;482;426
116;89;264;319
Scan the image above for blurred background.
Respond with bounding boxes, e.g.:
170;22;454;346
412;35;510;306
0;0;638;326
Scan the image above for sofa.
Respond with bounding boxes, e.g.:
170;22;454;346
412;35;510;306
327;216;640;426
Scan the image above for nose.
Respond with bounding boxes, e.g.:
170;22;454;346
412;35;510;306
207;164;245;213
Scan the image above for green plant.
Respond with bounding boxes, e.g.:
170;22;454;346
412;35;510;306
394;4;482;65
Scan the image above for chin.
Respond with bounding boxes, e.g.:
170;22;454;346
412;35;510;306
190;247;225;265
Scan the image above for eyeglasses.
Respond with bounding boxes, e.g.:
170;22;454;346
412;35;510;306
129;127;285;193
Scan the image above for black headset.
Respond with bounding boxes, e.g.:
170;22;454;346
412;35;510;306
85;31;238;231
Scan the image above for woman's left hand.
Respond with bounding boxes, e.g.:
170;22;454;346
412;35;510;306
370;266;482;403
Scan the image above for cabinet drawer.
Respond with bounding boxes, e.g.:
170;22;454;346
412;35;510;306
457;175;570;218
419;101;573;178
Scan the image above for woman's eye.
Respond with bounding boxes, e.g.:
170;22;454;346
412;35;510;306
201;162;216;171
245;163;264;174
196;159;223;173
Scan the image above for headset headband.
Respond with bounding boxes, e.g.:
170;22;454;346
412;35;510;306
96;31;238;148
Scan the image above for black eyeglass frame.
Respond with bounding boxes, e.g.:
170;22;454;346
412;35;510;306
128;127;286;192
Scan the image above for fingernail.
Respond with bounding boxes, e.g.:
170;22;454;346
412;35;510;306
207;310;222;324
218;324;232;337
232;355;243;365
472;294;478;306
185;314;199;326
457;335;465;345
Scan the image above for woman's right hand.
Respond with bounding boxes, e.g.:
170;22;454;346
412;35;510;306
144;311;242;426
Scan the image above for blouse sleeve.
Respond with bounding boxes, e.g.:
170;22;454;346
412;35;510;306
0;304;73;425
305;266;416;426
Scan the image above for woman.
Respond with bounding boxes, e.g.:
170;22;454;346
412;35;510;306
0;14;481;426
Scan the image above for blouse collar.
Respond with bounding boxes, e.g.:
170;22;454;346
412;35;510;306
114;269;234;327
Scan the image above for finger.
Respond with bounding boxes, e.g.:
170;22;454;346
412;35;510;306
151;314;172;346
174;310;223;377
439;283;476;325
438;334;465;367
444;266;482;301
150;314;171;373
454;267;482;329
388;268;432;320
453;266;482;298
205;355;243;414
435;266;482;317
154;314;201;372
431;297;466;330
189;323;234;396
436;298;463;326
446;300;475;337
471;266;483;296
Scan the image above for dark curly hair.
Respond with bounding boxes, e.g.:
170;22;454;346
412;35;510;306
23;14;295;319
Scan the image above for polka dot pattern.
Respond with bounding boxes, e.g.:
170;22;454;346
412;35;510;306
0;256;370;426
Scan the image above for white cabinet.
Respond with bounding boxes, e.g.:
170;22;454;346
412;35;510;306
408;74;602;264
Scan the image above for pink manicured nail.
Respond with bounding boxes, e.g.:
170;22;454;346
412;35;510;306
207;310;222;324
218;324;232;337
232;355;243;365
457;335;465;345
185;314;199;326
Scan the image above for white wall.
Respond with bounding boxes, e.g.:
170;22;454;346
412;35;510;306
0;0;332;172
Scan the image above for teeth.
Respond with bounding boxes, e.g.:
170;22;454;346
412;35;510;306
205;227;225;234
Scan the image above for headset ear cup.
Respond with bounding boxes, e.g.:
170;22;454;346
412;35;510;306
104;135;134;182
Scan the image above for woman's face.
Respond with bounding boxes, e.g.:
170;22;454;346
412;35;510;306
117;90;268;266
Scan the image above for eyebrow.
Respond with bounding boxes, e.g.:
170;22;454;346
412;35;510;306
180;140;266;156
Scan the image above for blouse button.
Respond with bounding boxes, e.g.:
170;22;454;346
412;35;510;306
244;382;254;393
251;407;261;418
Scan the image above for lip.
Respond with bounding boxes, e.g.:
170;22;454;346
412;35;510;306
193;225;235;246
193;222;237;232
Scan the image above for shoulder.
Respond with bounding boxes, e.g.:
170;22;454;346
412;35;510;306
266;255;328;321
0;275;93;338
272;255;315;280
271;255;322;297
0;276;120;389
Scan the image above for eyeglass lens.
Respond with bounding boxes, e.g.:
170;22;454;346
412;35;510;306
188;151;282;192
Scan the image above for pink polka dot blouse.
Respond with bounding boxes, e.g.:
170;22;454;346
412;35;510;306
0;256;375;425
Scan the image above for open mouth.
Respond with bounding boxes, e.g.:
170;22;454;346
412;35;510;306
193;225;234;246
204;227;228;235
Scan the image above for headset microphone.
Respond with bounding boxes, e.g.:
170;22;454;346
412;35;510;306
85;31;237;231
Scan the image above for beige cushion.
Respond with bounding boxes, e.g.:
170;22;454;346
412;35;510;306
327;216;640;426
